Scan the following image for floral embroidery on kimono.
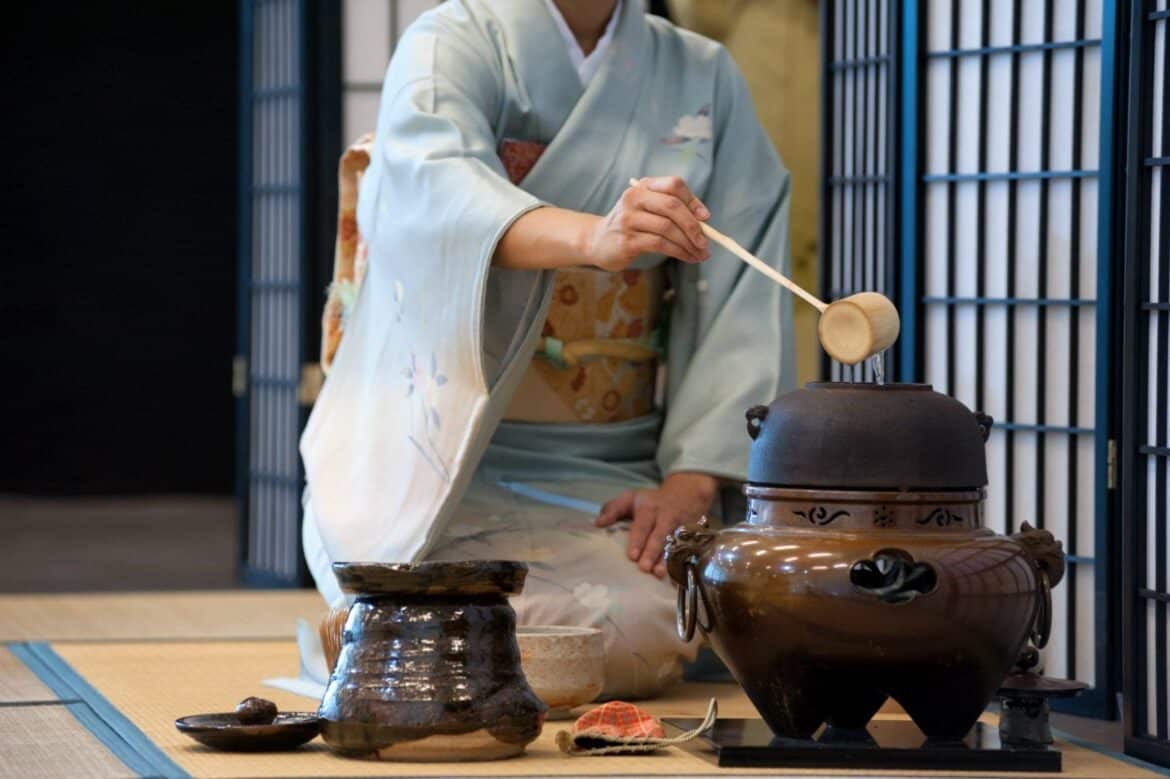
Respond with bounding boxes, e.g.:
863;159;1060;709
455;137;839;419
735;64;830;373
662;104;713;159
404;352;450;482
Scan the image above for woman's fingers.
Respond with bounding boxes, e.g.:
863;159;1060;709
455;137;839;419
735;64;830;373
596;491;635;526
633;188;709;258
626;501;658;561
635;175;711;219
603;176;711;268
624;211;703;262
638;516;674;574
627;232;701;264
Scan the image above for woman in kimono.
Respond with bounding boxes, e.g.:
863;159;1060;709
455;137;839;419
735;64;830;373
303;0;794;698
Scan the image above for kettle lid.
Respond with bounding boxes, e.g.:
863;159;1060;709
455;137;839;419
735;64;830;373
746;382;990;490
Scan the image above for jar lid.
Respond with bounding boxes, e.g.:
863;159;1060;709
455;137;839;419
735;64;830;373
745;382;990;490
331;560;528;596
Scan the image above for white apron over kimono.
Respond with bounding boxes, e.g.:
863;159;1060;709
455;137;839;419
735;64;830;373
301;0;794;697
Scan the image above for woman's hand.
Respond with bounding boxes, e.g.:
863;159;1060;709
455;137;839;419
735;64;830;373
596;472;718;578
584;176;711;272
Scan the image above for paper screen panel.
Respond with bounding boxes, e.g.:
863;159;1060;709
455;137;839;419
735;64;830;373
824;0;897;384
918;0;1104;688
247;0;305;582
342;0;441;142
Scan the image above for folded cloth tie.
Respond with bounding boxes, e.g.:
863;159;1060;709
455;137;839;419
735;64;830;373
556;698;718;756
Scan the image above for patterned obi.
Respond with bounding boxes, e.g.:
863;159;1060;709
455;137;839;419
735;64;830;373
506;267;667;424
497;137;667;423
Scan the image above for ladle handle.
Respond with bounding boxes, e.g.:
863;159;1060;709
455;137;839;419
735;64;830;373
625;178;827;312
699;223;828;313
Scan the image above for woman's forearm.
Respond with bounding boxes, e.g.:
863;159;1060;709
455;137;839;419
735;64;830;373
492;177;711;272
492;206;600;270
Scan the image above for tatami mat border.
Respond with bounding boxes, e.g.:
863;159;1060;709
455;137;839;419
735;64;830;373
1052;728;1170;779
10;637;1170;779
9;641;189;779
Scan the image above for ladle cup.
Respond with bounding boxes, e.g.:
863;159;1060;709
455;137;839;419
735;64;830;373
627;179;899;365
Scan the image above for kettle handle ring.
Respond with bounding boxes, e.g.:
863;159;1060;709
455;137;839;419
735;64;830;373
745;406;769;440
975;412;994;442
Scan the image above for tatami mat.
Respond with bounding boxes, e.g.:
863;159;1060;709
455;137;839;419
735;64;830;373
0;590;326;642
0;704;131;779
0;646;56;703
49;639;1164;779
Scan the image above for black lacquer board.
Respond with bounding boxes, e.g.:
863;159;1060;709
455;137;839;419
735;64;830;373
663;718;1061;772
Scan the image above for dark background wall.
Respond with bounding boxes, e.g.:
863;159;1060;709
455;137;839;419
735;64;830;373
1;3;238;494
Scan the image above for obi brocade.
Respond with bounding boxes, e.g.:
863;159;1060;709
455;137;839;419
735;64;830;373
505;266;669;423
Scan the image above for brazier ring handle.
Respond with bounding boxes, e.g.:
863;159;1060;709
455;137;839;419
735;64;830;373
665;518;716;642
677;565;714;642
1010;522;1063;648
1033;569;1052;649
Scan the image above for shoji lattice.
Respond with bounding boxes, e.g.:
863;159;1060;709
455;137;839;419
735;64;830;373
912;0;1114;710
239;0;306;584
822;0;900;383
824;0;1123;716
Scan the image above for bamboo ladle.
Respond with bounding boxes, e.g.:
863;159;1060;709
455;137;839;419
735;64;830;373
629;180;900;365
701;222;900;365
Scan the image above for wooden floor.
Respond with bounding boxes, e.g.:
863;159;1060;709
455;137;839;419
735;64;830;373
0;495;237;592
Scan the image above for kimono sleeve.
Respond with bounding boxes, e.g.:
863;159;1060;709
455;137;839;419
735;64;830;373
656;48;796;482
302;11;547;575
356;12;545;309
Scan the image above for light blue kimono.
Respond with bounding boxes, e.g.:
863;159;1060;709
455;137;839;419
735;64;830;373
301;0;794;696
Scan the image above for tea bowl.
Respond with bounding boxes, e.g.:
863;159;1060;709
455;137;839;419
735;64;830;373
516;625;605;719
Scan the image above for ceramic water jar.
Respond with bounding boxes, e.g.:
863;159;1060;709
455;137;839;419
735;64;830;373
318;560;546;761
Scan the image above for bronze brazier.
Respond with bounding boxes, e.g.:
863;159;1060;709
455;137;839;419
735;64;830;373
665;383;1065;741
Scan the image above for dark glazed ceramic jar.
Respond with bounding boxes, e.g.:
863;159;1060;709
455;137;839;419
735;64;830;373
665;383;1066;742
319;561;546;761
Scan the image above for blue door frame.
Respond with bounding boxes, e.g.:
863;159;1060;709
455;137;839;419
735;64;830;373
1121;0;1170;767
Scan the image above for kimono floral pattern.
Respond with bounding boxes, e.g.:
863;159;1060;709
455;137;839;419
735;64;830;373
404;351;450;482
392;279;404;323
662;104;713;160
392;272;446;481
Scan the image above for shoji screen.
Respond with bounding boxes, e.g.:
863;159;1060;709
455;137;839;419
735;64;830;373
342;0;440;143
822;0;900;383
914;0;1115;707
239;0;307;584
822;0;1121;714
238;0;338;585
1123;0;1170;765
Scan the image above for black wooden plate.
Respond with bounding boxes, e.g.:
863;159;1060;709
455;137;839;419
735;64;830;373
175;712;322;752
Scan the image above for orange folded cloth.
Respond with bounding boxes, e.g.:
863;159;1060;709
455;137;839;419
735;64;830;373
556;699;717;756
